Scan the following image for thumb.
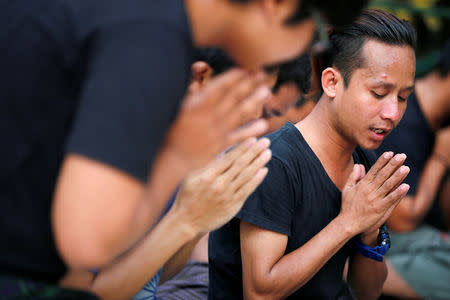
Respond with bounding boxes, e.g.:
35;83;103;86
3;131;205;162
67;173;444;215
345;164;364;189
357;164;366;181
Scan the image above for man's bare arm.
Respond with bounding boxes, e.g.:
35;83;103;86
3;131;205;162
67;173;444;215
60;137;272;300
241;153;410;299
241;217;355;300
347;230;387;300
53;68;270;269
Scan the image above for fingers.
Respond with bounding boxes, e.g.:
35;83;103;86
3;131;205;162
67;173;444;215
192;68;247;108
375;165;410;198
232;167;269;204
229;149;271;193
343;164;365;191
227;119;269;146
219;71;267;114
221;138;271;188
375;183;409;228
381;183;410;215
362;152;393;184
205;137;258;177
367;153;406;190
225;85;271;129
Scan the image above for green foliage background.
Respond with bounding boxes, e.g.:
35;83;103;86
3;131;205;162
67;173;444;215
370;0;450;77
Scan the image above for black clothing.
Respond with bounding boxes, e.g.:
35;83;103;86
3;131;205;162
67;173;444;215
0;0;194;283
376;92;445;229
209;122;376;300
377;92;434;196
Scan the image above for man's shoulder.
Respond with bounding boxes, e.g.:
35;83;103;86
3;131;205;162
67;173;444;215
266;123;309;161
66;0;189;34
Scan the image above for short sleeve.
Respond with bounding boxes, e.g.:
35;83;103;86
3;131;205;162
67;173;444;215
66;21;192;182
236;156;296;236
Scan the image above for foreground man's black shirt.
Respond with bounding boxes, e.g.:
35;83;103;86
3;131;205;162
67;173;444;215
0;0;194;282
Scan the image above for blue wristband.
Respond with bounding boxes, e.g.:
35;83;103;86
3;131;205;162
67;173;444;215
354;225;390;262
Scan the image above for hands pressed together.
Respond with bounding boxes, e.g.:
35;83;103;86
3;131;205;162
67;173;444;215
165;68;271;170
171;137;272;236
340;152;410;239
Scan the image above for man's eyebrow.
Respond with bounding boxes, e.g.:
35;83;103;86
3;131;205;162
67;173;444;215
371;81;415;92
403;85;415;92
371;80;394;89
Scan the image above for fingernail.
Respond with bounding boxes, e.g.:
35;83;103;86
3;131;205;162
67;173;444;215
257;119;269;133
395;153;406;162
246;137;257;147
399;165;410;174
260;149;272;160
400;183;410;192
256;86;271;100
256;167;268;179
258;138;270;149
383;151;393;159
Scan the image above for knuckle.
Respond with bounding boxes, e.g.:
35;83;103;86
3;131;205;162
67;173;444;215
239;104;253;120
233;157;248;170
211;182;224;195
235;83;252;100
239;167;252;181
216;195;228;205
359;185;370;197
199;175;212;186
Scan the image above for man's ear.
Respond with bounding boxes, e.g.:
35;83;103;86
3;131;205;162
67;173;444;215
259;0;298;24
321;67;341;99
189;61;214;94
192;61;213;85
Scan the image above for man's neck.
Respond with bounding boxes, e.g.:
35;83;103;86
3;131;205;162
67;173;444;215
295;99;356;190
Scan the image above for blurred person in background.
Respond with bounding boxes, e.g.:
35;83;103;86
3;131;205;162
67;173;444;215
263;54;317;132
155;49;313;300
378;39;450;300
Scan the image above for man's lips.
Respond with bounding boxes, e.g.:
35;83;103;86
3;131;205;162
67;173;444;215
369;126;392;141
370;127;388;134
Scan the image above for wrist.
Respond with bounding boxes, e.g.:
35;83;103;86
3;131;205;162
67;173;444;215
333;215;359;239
360;229;379;247
165;205;199;242
163;145;196;175
354;225;390;262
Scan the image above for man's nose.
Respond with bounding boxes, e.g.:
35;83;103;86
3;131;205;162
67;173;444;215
380;97;401;122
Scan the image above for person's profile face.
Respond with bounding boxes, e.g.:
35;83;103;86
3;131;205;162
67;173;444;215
263;83;301;118
333;39;416;150
223;2;316;70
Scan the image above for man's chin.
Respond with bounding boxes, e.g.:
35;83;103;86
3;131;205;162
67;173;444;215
358;140;383;151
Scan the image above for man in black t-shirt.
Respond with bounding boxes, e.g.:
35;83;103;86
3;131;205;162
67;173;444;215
377;40;450;300
209;10;417;299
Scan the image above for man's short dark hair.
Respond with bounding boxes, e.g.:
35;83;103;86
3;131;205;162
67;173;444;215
228;0;368;27
273;53;311;95
311;9;417;95
193;47;235;75
195;48;312;97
